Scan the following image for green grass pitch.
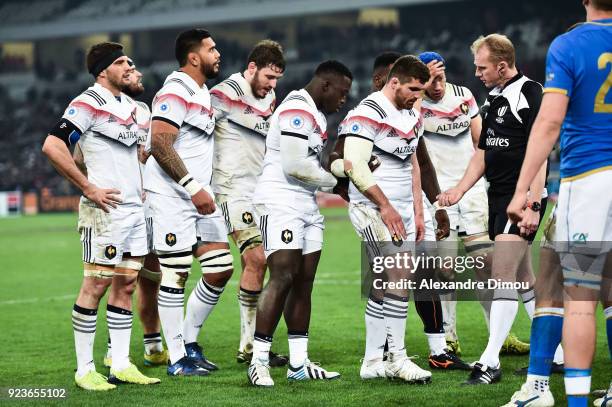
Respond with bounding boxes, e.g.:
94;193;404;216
0;208;609;406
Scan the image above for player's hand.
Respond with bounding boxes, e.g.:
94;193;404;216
415;213;425;243
368;155;381;172
435;209;450;240
506;191;527;224
192;188;216;215
437;187;464;207
380;203;407;240
518;207;540;237
425;60;445;87
83;183;122;213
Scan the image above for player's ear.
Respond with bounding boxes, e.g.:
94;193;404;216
247;61;257;74
188;51;199;67
497;62;507;76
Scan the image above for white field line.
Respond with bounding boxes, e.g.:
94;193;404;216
0;277;362;306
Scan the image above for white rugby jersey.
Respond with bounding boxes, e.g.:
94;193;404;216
421;82;480;190
62;83;142;207
210;73;275;198
339;91;423;205
134;100;151;146
253;89;327;210
144;71;216;199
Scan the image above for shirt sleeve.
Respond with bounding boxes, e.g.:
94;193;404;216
518;81;544;137
151;93;188;129
337;115;379;142
278;109;316;139
543;35;574;97
61;102;95;134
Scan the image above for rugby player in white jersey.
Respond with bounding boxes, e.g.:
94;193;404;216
333;55;433;383
210;40;287;367
145;29;228;376
91;62;168;369
42;42;160;390
247;61;352;387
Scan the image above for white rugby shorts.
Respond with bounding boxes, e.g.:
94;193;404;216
148;191;228;252
78;200;148;265
255;203;324;258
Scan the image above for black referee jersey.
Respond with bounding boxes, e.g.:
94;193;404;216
478;72;544;196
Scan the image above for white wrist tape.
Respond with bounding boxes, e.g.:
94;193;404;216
179;174;203;196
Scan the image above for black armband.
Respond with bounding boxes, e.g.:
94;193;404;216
49;119;82;146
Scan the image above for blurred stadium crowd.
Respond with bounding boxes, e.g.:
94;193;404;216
0;0;577;194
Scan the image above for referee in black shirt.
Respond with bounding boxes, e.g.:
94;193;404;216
438;34;547;385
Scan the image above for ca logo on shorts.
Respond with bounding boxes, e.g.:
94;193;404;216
391;234;403;247
166;233;177;246
104;245;117;259
242;211;253;224
281;229;293;244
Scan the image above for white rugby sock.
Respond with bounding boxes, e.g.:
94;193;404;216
105;336;112;360
527;374;550;393
183;278;224;344
158;286;186;364
383;295;408;359
288;331;309;368
439;292;458;342
426;333;447;356
143;333;163;355
252;333;272;365
238;287;260;353
107;304;133;371
72;304;97;378
479;298;519;368
364;298;386;361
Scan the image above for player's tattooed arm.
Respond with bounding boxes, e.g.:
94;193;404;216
73;142;87;176
150;129;188;183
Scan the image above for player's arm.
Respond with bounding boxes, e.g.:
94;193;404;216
73;142;87;176
507;92;568;224
342;135;406;239
416;138;449;239
470;114;482;150
279;130;337;189
411;153;425;242
437;148;485;207
150;119;215;215
43;113;121;212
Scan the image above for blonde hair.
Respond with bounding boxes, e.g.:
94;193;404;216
471;33;516;68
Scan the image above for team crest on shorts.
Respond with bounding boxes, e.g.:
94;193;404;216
104;245;117;259
242;211;254;224
460;103;469;115
166;233;177;246
281;229;293;244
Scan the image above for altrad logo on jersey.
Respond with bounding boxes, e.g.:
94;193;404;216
435;121;469;133
281;229;293;244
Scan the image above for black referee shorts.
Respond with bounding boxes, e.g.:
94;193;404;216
488;192;547;242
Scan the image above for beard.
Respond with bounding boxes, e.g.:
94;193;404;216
122;83;144;98
250;71;267;99
201;61;219;79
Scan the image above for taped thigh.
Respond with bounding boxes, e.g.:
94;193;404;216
83;262;115;279
234;228;263;255
198;249;233;274
463;232;493;257
157;250;193;288
139;267;162;283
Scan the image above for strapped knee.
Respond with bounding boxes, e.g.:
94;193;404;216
198;249;233;274
139;267;162;283
116;258;143;278
83;263;114;279
158;250;193;288
464;232;493;257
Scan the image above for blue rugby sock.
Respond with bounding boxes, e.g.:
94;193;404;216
527;308;563;377
605;307;612;361
565;368;591;407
